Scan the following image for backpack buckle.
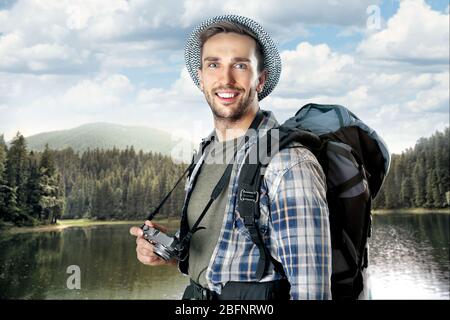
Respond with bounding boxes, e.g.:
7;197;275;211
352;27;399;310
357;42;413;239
239;189;259;202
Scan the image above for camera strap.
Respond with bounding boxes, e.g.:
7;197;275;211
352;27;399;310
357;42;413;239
179;110;264;248
146;109;264;222
145;163;196;221
143;109;264;257
144;134;215;222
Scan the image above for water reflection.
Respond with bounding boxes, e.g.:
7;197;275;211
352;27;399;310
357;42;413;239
0;213;448;299
0;224;189;299
368;213;449;299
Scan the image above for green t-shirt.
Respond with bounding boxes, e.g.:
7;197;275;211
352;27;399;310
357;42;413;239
187;135;243;287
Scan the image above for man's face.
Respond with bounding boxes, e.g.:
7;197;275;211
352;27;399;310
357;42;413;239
198;32;266;121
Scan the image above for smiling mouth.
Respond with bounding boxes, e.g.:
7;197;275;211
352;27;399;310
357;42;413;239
215;91;240;104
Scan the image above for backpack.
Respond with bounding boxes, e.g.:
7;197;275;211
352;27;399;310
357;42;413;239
237;103;391;300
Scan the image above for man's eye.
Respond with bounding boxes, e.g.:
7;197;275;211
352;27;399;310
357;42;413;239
208;63;217;68
235;64;247;69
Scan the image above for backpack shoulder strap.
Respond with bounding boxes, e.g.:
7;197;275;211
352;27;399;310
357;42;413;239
238;164;285;279
237;125;321;280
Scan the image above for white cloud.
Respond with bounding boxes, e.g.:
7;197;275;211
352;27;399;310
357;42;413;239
134;68;212;143
0;69;211;146
0;30;94;74
357;0;449;65
0;0;185;74
0;73;135;140
278;42;355;97
0;0;383;75
0;31;23;67
137;68;201;106
60;73;134;110
371;108;448;154
264;34;449;153
181;0;381;29
405;73;449;112
0;0;448;155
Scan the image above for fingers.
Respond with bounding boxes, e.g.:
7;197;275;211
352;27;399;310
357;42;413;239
134;233;166;266
145;220;168;233
136;244;166;266
137;252;166;266
136;237;153;251
129;226;143;237
137;245;153;257
130;221;172;266
129;221;168;237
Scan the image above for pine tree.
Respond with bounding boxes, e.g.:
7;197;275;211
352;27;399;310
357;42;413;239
376;127;449;209
384;155;399;208
112;187;123;219
39;145;64;224
400;177;413;208
26;153;42;219
56;172;66;220
91;180;116;220
5;133;29;215
0;135;8;218
372;187;385;208
412;157;426;207
39;174;61;223
1;185;20;223
40;144;56;176
425;169;439;208
0;137;23;224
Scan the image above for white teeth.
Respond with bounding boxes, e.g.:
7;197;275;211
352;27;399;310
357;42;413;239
217;92;237;98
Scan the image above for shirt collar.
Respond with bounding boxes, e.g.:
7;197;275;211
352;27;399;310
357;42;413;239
200;109;279;151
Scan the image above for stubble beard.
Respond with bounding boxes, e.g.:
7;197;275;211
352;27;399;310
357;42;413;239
204;87;257;122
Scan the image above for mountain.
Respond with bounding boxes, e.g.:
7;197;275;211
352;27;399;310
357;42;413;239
20;123;195;157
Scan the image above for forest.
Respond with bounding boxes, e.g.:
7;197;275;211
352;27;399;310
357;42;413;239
0;127;448;227
0;133;187;226
373;127;449;209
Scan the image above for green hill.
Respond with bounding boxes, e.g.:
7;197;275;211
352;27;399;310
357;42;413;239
21;123;195;157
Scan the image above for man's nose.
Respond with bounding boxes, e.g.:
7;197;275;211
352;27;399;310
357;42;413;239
219;66;236;85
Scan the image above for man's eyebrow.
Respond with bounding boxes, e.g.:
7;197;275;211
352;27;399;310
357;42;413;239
231;57;251;63
203;57;219;62
202;57;251;62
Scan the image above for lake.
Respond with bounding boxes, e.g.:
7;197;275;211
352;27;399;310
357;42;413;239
0;213;448;300
368;212;449;299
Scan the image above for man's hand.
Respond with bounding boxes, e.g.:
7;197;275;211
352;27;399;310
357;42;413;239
129;220;177;267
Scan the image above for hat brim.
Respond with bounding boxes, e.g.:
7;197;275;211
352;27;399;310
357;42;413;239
184;15;281;101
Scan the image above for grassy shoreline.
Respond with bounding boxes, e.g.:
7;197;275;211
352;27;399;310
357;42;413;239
2;208;448;234
1;218;181;235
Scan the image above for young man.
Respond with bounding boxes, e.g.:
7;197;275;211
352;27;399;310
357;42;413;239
130;15;331;300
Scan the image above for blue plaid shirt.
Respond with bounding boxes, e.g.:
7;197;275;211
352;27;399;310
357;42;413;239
179;110;332;300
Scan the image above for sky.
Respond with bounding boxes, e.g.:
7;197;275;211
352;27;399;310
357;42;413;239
0;0;448;154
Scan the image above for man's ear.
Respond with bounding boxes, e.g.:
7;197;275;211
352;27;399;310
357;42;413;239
197;69;204;91
256;69;267;93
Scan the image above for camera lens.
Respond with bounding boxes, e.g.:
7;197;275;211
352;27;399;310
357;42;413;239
153;244;173;261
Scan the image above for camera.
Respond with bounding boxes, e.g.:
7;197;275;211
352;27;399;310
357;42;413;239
142;224;183;261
